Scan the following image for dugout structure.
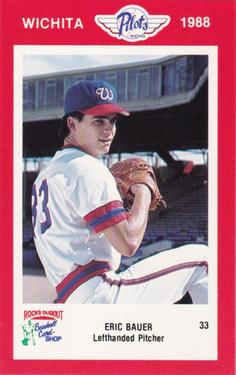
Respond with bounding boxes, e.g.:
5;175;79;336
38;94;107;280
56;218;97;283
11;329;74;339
22;55;208;267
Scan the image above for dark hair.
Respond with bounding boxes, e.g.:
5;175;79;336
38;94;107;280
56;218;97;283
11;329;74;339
57;111;85;141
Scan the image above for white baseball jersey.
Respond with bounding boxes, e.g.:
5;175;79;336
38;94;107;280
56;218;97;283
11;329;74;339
32;145;127;287
32;145;208;304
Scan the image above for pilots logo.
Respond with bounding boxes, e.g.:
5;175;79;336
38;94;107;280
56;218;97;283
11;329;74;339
21;309;63;346
95;5;170;42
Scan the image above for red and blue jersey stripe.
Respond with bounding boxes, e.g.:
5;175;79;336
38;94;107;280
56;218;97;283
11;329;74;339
56;260;112;303
83;200;127;233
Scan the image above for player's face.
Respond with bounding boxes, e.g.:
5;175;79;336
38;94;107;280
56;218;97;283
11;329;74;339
69;114;117;157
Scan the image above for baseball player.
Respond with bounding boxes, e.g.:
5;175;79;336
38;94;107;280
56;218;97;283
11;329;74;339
32;79;208;304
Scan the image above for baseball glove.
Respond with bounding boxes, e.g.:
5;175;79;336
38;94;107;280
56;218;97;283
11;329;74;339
110;158;166;211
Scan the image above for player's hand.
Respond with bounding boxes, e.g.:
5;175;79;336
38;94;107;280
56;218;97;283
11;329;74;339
131;183;152;207
131;183;151;196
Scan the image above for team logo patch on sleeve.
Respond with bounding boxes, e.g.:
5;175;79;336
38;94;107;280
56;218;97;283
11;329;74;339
95;5;170;42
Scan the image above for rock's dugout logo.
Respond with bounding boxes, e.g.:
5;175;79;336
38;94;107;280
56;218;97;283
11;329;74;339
21;309;63;346
95;5;170;42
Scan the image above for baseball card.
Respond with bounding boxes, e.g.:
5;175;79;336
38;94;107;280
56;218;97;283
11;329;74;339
0;0;235;374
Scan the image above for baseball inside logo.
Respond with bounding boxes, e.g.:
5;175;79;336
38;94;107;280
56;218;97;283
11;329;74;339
117;7;148;40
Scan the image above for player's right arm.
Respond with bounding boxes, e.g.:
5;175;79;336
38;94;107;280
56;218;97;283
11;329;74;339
103;184;151;257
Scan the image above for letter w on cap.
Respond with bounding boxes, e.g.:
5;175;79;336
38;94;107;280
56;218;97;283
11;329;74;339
96;87;114;101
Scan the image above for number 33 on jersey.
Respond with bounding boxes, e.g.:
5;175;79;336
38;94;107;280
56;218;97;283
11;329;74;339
32;179;52;236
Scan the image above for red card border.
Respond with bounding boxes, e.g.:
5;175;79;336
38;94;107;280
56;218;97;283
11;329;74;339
0;0;235;374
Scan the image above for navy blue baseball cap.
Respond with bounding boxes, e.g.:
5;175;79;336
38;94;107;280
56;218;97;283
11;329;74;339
64;80;130;116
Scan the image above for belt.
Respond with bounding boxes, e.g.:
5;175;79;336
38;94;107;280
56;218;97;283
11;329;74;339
56;260;112;303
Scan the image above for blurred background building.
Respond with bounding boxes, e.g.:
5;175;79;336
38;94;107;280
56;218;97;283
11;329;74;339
22;55;208;302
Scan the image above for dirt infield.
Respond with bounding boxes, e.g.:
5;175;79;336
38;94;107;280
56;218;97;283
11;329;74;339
23;267;56;303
